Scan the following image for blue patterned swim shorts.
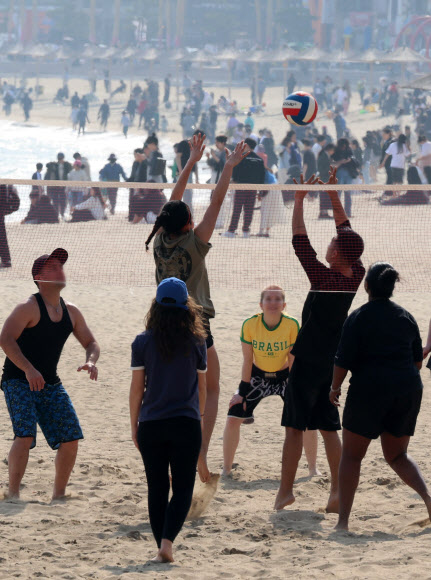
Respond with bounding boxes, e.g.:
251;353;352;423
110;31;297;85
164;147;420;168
2;379;83;450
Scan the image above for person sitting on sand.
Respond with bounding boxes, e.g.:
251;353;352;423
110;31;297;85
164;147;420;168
129;278;208;564
70;187;106;222
275;168;365;513
0;249;99;500
145;134;250;482
379;166;429;206
330;262;431;531
222;285;320;478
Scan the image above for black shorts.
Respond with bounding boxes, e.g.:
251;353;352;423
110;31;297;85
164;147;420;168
202;314;214;350
229;365;289;423
343;385;422;440
281;357;341;431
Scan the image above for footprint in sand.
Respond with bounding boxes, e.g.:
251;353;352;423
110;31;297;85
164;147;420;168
187;473;220;520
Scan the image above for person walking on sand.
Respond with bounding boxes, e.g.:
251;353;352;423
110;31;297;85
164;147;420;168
275;168;365;513
145;135;250;481
130;278;208;563
331;263;431;531
0;249;99;500
223;285;320;477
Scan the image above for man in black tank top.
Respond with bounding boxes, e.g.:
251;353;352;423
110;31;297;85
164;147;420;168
0;248;100;500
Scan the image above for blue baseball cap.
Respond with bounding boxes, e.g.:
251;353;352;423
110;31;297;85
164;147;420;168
156;277;189;310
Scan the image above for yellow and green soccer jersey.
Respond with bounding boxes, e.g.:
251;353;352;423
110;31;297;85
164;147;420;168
240;313;300;373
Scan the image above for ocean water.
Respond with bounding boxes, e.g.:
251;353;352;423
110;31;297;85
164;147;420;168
0;120;212;221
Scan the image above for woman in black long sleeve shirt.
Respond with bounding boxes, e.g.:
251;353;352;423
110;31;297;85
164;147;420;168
330;262;431;531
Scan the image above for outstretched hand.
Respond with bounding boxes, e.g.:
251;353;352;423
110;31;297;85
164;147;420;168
77;362;98;381
225;141;251;168
292;173;319;201
317;165;338;193
188;132;206;164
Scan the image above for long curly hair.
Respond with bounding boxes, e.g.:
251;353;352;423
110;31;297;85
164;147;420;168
145;295;206;361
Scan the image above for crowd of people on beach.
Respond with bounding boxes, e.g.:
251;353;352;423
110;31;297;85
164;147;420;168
0;134;431;565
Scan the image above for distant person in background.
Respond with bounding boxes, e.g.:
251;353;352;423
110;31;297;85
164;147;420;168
244;111;254;131
164;74;171;104
261;130;278;170
22;92;33;122
73;152;91;182
111;80;126;98
416;135;431;184
32;195;59;224
333;108;347;141
380;133;410;185
77;106;90;136
70;187;106;222
126;96;137;123
30;162;44;195
287;73;296;95
67;160;88;207
98;99;110;131
223;138;265;238
380;127;394;189
302;140;317;181
207;135;227;184
71;91;80;108
45;153;72;219
317;144;336;219
145;134;166;183
99;153;128;215
332;138;356;218
0;184;15;268
121;110;131;139
130;185;167;224
127;148;148;222
257;76;266;104
379;166;429;205
208;105;218;143
22;191;40;224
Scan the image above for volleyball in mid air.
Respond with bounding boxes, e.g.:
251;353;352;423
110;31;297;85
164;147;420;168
282;91;318;126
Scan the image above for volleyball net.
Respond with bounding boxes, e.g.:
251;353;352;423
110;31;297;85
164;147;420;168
0;179;430;293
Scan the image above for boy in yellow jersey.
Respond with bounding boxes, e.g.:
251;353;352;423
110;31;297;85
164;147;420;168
222;286;320;477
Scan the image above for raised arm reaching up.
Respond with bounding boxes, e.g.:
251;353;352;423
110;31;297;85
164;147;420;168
318;166;349;227
170;133;206;202
291;173;319;236
195;141;250;244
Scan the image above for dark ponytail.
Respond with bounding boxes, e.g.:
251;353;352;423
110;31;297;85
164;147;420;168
145;200;191;251
365;262;400;299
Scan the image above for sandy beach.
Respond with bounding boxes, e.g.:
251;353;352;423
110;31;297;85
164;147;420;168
0;280;430;579
0;74;430;579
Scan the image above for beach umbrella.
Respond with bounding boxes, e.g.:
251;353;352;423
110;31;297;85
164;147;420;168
296;47;330;87
356;49;386;88
332;50;360;84
267;48;300;96
81;44;104;59
22;44;55;99
7;43;24;56
400;72;431;90
187;50;212;79
214;49;242;100
381;47;430;84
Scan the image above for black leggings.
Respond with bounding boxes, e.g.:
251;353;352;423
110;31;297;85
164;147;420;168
138;416;201;547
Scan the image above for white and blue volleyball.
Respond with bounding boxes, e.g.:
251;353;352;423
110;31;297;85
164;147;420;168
282;91;318;126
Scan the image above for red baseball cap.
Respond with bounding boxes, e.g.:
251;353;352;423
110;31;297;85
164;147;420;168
32;248;68;281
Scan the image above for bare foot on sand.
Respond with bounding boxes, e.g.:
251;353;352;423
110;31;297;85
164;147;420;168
308;467;322;477
334;520;349;531
425;495;431;521
198;453;210;483
274;490;295;511
325;493;339;514
152;540;174;563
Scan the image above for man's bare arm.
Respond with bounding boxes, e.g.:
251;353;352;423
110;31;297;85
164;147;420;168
69;304;100;381
291;174;318;236
0;300;46;390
